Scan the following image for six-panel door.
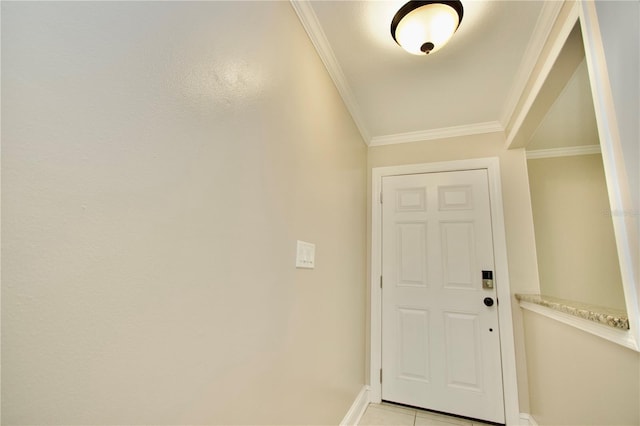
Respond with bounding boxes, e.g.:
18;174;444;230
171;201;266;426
381;169;505;424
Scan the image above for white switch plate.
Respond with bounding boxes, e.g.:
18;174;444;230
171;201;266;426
296;240;315;269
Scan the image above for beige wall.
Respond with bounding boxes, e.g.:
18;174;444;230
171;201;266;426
367;131;540;412
523;311;640;425
1;2;366;424
528;155;625;310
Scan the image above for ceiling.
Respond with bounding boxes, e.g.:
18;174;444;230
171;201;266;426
292;0;563;146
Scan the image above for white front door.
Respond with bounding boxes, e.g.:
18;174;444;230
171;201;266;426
381;169;505;424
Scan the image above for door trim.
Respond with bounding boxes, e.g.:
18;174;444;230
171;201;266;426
370;157;520;425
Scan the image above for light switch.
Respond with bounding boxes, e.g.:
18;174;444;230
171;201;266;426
296;240;315;269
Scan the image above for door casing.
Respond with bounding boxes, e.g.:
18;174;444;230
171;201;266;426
370;157;520;425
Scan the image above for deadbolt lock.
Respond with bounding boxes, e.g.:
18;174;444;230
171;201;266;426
482;270;494;289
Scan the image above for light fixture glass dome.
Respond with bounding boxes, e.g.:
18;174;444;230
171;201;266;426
391;1;464;55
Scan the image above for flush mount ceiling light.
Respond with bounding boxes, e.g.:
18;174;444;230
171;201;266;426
391;0;464;55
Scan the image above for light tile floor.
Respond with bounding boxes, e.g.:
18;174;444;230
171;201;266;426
358;402;495;426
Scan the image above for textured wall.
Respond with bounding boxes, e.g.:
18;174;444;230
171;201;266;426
1;2;366;424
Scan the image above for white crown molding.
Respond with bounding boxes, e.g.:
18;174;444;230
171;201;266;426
526;144;601;159
500;1;564;128
289;0;371;144
369;121;504;147
291;0;565;149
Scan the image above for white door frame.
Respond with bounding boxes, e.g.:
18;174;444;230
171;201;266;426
370;157;520;425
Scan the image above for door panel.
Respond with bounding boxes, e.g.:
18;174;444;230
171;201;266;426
397;222;428;287
438;185;474;210
444;311;482;392
397;307;430;382
441;221;476;288
381;169;505;424
397;187;427;211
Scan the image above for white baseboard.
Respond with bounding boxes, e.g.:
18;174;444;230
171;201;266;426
340;385;370;426
520;413;539;426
